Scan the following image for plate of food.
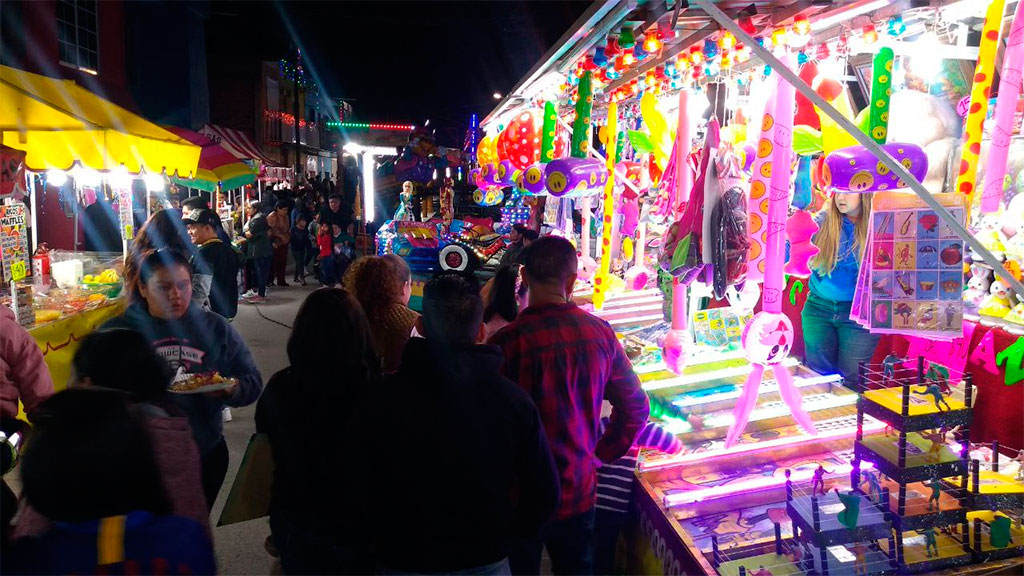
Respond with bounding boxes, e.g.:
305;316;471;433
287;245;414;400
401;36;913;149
169;371;236;394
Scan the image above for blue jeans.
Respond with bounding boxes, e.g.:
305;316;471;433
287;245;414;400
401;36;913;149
252;256;271;297
510;508;595;575
801;292;881;387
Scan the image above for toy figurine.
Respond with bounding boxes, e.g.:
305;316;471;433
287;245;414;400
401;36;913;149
861;469;883;503
991;515;1012;548
925;364;952;395
882;352;903;381
920;429;946;462
914;382;951;411
924;477;943;511
852;542;869;576
749;565;774;576
812;465;833;495
1015;449;1024;481
922;526;938;557
833;487;862;531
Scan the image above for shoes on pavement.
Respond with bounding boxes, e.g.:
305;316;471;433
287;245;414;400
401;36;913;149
241;289;258;300
222;407;232;422
300;278;307;286
276;281;290;287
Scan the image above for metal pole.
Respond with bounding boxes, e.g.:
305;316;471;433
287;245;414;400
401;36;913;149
695;0;1024;300
29;173;38;253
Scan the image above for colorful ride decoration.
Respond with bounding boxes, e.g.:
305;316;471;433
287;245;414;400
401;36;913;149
376;218;504;274
822;143;928;193
395;126;449;183
956;0;1005;210
980;0;1024;213
477;135;498;167
746;75;780;283
472;187;504;207
728;55;817;448
545;157;608;197
867;47;895;145
496;159;520;187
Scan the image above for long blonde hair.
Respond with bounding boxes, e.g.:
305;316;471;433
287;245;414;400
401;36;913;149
811;193;872;275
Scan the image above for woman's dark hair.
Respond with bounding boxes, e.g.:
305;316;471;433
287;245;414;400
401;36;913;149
288;288;379;381
124;210;192;301
20;389;170;522
484;264;525;323
73;329;172;403
137;248;192;286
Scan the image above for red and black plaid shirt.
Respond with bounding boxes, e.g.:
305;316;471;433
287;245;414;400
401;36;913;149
491;302;650;519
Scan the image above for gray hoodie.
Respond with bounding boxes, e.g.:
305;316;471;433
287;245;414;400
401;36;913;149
102;301;263;454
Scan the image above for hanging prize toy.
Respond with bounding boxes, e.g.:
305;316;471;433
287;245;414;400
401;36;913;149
980;0;1024;213
957;0;1006;218
593;101;618;310
663;89;695;374
867;47;894;144
727;55;817;448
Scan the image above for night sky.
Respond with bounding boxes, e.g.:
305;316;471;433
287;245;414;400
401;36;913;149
209;1;590;144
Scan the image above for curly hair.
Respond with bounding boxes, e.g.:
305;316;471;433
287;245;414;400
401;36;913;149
347;255;410;322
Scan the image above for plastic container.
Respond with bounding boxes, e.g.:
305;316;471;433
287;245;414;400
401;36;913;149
51;259;84;288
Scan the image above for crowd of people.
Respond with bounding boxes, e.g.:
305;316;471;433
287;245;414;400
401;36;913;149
1;185;664;575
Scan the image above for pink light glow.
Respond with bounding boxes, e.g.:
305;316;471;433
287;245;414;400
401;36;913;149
641;418;885;471
663;461;875;507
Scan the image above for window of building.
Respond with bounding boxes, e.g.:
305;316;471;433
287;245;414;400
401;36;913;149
57;0;99;73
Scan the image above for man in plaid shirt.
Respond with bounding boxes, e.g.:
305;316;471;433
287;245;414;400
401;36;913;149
491;236;650;575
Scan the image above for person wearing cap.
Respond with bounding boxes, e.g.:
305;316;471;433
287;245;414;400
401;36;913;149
181;196;231;244
184;209;240;320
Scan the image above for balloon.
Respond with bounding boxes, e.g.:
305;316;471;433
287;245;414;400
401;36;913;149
784;209;820;277
522;163;547;194
570;72;594;158
478;163;500;186
957;0;1005;206
640;92;672;171
469;168;484;189
817;87;859;154
476;135;497;166
496;159;521;186
663;328;694;375
545;157;607;197
746;76;780;284
496;128;512;162
540;101;559;162
472;188;504;207
981;0;1024;213
822;143;928;193
763;60;796;315
503;109;543;170
616;161;643;198
794;62;822;129
742;312;793;365
868;47;895;144
593;101;618;311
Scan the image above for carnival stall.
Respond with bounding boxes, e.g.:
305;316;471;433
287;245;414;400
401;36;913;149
478;0;1024;574
1;64;200;394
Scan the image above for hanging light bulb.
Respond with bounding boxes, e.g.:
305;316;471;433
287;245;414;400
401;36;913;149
657;19;674;41
836;33;849;56
689;46;704;66
46;169;68;187
108;165;131;190
593;47;608;68
703;38;719;59
887;16;906;37
605;36;621;58
623;51;636;66
739;17;757;36
582;54;597;71
645;70;658;88
771;28;788;47
718;31;736;50
815;42;831;61
792;16;811;36
797;51;809;65
721;53;734;69
144;171;165;192
643;33;661;52
861;24;878;45
72;165;101;188
634;41;650;61
619;26;636;49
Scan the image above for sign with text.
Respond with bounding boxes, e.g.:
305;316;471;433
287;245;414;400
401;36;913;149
0;202;29;281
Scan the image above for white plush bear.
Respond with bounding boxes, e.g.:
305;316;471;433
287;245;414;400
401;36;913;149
964;265;991;316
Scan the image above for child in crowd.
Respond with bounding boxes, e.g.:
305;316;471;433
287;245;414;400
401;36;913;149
594;413;683;574
332;223;356;280
290;216;310;286
317;223;336;286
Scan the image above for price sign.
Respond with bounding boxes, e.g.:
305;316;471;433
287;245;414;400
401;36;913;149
0;202;29;282
10;260;26;281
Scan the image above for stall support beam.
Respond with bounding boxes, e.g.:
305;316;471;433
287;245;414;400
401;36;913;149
695;0;1024;300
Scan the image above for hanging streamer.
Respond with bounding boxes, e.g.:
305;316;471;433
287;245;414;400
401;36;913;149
593;102;618;310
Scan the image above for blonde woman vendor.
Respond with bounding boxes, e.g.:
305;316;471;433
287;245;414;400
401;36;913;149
801;192;879;386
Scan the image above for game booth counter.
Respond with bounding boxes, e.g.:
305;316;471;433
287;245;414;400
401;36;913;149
474;0;1024;574
0;64;201;397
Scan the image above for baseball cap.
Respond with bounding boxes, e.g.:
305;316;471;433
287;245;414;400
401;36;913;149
182;208;220;228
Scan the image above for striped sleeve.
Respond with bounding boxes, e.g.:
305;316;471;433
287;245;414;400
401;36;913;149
634;421;684;454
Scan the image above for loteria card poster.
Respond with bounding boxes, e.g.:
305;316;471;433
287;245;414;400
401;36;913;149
868;192;965;340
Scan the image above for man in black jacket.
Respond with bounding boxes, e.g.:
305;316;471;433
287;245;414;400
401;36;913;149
183;208;240;320
370;273;559;574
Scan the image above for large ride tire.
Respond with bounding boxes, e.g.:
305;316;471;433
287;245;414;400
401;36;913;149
439;244;478;272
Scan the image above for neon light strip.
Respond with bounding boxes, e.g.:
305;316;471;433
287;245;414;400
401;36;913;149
700;393;857;429
671;374;843;408
663;461;875;507
595;303;663;316
326;122;416;131
575;288;663;299
643;357;800;391
641;417;886;471
607;314;663;327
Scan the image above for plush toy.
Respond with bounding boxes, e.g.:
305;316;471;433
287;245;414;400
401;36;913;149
964;265;992;316
979;278;1013;319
